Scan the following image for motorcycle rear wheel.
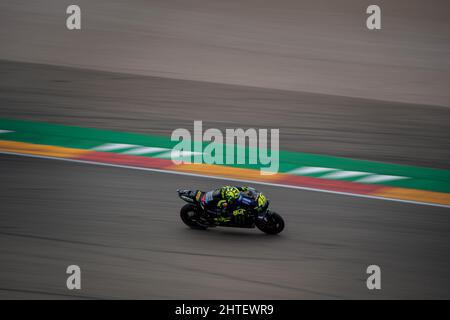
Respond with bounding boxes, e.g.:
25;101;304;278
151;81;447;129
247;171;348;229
180;204;207;230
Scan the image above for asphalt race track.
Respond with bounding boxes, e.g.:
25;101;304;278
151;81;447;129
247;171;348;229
0;57;450;300
1;0;450;299
1;154;449;299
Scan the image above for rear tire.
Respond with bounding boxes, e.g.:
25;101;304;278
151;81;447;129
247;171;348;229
256;212;284;235
180;204;207;230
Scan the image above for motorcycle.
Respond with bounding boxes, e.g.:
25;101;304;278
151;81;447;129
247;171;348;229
177;187;285;235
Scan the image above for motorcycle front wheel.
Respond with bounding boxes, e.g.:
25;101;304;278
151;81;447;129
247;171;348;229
180;204;207;230
256;211;285;235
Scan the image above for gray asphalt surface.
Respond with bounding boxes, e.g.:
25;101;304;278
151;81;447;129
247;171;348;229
1;155;449;299
1;0;449;106
1;0;450;300
1;60;450;169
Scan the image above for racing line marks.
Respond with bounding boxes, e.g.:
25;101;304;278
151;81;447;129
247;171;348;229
90;144;411;185
288;166;409;184
356;175;409;183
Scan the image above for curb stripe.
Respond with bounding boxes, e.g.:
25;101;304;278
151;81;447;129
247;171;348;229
1;118;450;193
93;143;138;152
122;147;169;155
288;167;337;175
1;150;449;209
279;174;385;194
168;163;282;182
373;187;450;206
319;171;371;180
356;175;409;184
0;140;88;158
1;140;450;208
75;151;173;169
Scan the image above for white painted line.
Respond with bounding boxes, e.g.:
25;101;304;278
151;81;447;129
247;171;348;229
92;143;137;152
288;167;337;175
320;171;372;180
157;151;203;159
0;130;14;134
356;175;409;184
123;147;169;155
1;150;449;209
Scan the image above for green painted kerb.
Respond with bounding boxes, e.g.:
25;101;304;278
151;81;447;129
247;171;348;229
1;118;449;193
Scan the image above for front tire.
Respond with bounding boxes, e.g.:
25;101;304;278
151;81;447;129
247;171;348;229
256;212;285;235
180;204;207;230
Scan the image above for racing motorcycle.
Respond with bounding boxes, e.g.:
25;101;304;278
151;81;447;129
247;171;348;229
177;187;285;235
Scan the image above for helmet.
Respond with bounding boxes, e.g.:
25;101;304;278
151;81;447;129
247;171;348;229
221;186;240;202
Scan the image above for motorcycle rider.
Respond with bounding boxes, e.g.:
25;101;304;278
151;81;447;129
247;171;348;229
201;185;266;222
